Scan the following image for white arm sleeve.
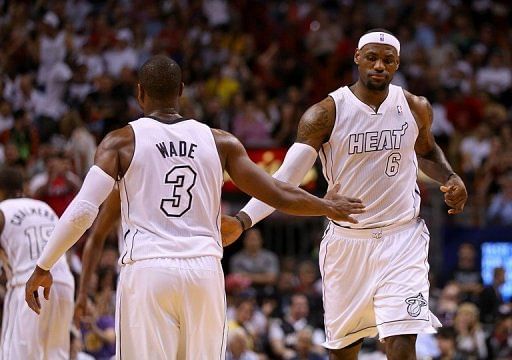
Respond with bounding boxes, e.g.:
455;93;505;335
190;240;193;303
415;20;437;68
239;142;318;226
37;166;116;270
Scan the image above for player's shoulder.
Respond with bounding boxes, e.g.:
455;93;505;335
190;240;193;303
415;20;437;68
296;97;335;146
185;118;212;132
211;128;241;148
403;89;431;111
301;97;336;128
209;128;244;169
1;197;29;206
0;197;50;210
403;89;432;121
98;125;134;151
105;125;134;138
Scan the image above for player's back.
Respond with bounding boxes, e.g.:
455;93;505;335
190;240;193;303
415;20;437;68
0;198;73;287
119;117;223;264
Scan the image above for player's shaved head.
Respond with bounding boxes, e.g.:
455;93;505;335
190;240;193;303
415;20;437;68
138;55;182;101
0;166;23;197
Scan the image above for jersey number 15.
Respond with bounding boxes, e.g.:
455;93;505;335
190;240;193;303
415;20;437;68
25;224;54;260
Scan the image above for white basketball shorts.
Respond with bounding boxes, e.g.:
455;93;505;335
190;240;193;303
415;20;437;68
319;218;441;349
115;256;227;360
0;281;74;359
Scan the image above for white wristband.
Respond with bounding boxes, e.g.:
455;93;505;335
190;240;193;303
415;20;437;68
37;166;116;270
240;143;317;226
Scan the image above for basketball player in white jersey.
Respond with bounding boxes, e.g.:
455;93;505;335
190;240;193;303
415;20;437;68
0;167;74;359
225;29;468;359
72;189;243;325
24;55;365;360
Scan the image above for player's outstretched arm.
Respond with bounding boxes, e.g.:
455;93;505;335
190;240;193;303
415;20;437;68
26;127;133;314
406;91;468;214
225;97;336;240
74;188;121;324
213;129;365;222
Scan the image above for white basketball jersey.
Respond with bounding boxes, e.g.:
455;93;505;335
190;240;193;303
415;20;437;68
0;198;73;286
118;118;223;264
322;84;420;228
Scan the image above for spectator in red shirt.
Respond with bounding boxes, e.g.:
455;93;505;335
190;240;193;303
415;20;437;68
29;151;81;216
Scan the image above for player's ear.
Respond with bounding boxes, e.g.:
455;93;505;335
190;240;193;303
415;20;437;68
137;83;144;106
354;49;361;65
396;56;400;70
178;82;184;97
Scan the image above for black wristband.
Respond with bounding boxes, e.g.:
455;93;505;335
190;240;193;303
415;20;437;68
234;214;248;231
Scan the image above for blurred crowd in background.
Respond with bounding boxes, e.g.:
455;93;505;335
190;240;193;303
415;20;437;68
0;0;511;359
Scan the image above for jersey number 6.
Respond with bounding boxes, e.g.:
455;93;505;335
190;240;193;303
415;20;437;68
385;152;401;177
160;165;197;217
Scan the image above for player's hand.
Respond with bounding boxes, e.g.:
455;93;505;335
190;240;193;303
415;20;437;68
25;265;53;315
73;292;89;326
221;215;243;247
324;184;366;223
440;174;467;215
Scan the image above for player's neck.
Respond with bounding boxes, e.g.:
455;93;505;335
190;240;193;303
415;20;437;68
350;81;389;110
143;98;180;115
144;103;183;124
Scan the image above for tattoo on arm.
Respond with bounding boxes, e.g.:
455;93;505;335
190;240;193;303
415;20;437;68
296;98;334;150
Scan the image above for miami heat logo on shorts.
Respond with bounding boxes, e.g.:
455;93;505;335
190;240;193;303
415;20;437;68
405;293;427;317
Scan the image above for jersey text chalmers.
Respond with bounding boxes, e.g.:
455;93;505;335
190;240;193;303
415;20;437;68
10;206;57;226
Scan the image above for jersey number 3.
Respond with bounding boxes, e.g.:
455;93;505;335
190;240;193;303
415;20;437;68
160;165;197;217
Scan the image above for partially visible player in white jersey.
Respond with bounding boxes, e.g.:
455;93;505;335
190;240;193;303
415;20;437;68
25;55;366;360
72;188;243;325
0;166;74;360
225;29;468;360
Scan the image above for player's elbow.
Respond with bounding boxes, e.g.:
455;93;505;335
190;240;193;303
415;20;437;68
67;200;99;230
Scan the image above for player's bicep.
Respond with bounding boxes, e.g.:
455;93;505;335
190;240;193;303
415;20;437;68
296;98;335;150
415;126;436;157
94;135;120;179
93;126;134;180
412;96;436;157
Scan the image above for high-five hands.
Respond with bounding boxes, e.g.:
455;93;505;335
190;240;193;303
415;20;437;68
220;184;366;247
